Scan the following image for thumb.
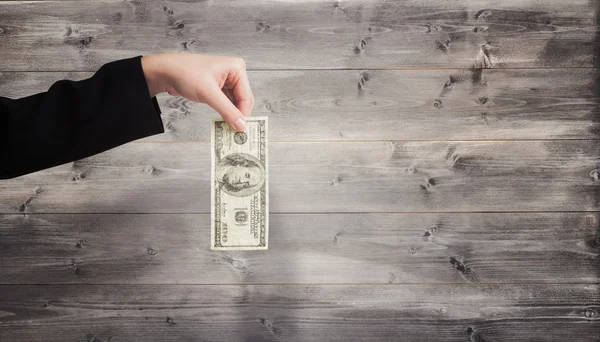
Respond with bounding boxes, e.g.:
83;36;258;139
203;86;246;132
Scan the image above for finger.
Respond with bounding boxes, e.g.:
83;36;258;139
222;88;236;104
166;84;181;97
203;86;246;132
231;69;254;117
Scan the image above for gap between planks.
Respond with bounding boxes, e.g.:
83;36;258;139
130;139;600;143
1;67;598;73
0;283;595;286
3;210;600;215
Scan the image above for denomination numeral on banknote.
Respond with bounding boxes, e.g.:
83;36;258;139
211;117;268;250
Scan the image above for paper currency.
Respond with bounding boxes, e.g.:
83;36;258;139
211;117;268;250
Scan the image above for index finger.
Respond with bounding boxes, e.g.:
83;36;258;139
232;68;254;117
203;85;246;132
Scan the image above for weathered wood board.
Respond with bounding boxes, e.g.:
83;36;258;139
0;0;598;341
0;284;598;342
0;213;597;284
0;0;595;71
0;141;597;213
1;68;598;141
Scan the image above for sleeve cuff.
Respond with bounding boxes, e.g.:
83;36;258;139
97;55;165;147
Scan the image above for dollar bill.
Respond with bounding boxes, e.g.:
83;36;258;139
211;117;268;250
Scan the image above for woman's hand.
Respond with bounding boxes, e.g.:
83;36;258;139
141;53;254;132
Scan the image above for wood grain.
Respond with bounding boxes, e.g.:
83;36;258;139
0;284;598;342
0;0;595;71
0;213;597;284
0;141;597;213
1;68;598;141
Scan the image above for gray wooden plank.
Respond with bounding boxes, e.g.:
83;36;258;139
1;68;598;141
0;0;594;70
0;284;598;341
1;140;598;213
0;213;597;284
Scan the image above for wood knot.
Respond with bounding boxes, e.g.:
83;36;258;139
331;174;346;186
231;259;246;270
143;165;162;176
147;247;158;255
264;101;275;113
425;24;442;33
424;226;438;237
433;99;443;109
409;247;417;254
449;257;471;275
43;301;52;307
79;36;93;48
358;72;370;92
474;9;492;21
181;39;195;50
443;76;455;90
420;178;436;191
354;37;371;54
589;169;599;181
436;39;451;54
112;12;123;23
477;96;488;105
259;317;280;335
143;165;155;174
168;18;185;30
69;259;80;275
166;317;176;326
72;172;86;181
86;333;112;342
163;6;174;15
75;239;87;248
333;232;342;244
256;22;272;32
19;196;34;213
583;307;599;319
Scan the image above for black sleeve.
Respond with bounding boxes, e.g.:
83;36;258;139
0;55;164;179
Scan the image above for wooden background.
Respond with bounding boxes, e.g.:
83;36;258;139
1;0;599;341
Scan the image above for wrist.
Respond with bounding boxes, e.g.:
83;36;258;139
141;54;169;97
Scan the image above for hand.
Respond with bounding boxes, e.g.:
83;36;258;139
141;53;254;132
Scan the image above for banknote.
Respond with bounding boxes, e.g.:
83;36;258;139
211;117;268;250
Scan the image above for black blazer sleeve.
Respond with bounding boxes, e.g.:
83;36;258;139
0;56;164;179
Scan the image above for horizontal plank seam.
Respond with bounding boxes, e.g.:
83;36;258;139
1;67;598;73
131;139;600;144
2;211;600;215
0;283;596;286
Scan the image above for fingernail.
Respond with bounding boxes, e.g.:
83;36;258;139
233;117;246;131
